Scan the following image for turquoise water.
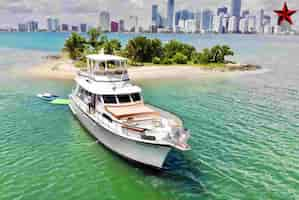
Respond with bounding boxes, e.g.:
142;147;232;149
0;33;299;200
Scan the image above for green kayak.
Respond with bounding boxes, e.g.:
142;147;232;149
50;98;70;105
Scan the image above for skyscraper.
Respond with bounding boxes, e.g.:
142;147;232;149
99;11;110;32
129;16;138;33
167;0;175;31
231;0;241;17
53;18;60;32
217;6;228;16
248;16;257;33
111;21;119;32
242;10;250;18
213;15;224;33
152;5;159;26
61;24;69;32
71;26;79;32
80;24;87;33
119;20;125;32
228;16;238;32
47;18;60;32
239;17;249;33
201;9;213;32
258;9;264;33
18;24;28;32
47;18;53;32
28;21;38;32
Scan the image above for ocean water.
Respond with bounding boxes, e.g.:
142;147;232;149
0;33;299;200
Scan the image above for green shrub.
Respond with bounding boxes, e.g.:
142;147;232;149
191;52;201;64
161;58;173;65
173;52;188;64
163;40;196;60
152;57;161;64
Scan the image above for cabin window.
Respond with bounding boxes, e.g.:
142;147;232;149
97;95;102;103
117;95;131;104
103;95;117;104
77;87;85;100
102;113;113;123
131;93;141;102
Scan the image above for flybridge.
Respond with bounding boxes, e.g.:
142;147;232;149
78;53;129;82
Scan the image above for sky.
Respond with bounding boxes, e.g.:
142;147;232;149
0;0;298;29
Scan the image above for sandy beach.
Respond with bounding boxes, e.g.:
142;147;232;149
24;55;260;81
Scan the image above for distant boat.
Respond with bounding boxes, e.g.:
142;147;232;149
69;53;191;169
37;93;59;101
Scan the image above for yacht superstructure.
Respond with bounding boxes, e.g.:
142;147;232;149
69;53;190;168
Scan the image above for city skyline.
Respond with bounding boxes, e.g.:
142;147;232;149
0;0;299;29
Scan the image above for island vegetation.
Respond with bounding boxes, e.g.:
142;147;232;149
63;28;259;71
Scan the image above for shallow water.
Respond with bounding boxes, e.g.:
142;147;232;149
0;33;299;200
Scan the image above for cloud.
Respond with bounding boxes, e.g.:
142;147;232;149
0;0;298;28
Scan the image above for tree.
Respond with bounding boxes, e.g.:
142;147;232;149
163;40;196;61
151;39;163;59
125;36;153;64
64;32;87;60
199;48;211;64
221;45;234;61
173;52;188;64
103;39;122;55
210;45;234;63
211;45;224;63
87;28;102;48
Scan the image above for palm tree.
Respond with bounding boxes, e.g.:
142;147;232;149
103;39;122;55
126;36;152;64
221;45;234;60
64;32;87;60
87;28;101;48
211;45;224;63
210;45;234;63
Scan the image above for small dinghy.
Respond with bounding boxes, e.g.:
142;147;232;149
37;93;59;101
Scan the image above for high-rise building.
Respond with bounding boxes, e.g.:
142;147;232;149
264;23;272;34
80;24;87;33
47;18;60;32
18;24;28;32
264;15;271;26
119;20;125;32
242;10;250;18
129;16;138;33
239;17;249;33
111;21;119;32
213;15;224;33
152;5;160;32
217;6;228;16
167;0;175;31
185;19;196;33
152;5;159;26
222;15;230;33
53;18;60;32
99;11;110;32
248;16;257;33
258;9;264;33
28;21;38;32
175;10;194;26
231;0;241;17
61;24;69;32
71;26;79;32
47;18;53;32
228;16;238;32
200;9;213;32
194;11;201;32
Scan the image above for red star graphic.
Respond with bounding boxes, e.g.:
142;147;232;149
274;2;297;25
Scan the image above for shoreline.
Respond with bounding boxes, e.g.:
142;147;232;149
23;55;261;81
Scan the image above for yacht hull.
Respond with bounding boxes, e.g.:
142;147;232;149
69;100;171;169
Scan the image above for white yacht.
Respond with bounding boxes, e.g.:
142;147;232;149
69;53;190;169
